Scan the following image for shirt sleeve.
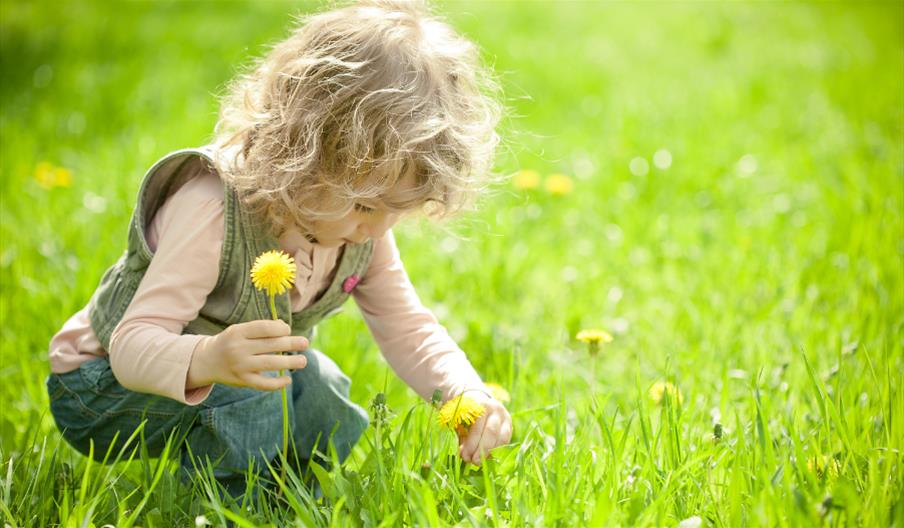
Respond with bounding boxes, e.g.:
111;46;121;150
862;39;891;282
108;172;224;405
352;230;487;403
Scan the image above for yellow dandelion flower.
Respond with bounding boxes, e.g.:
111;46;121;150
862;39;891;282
512;169;541;190
544;173;574;195
34;162;73;189
649;381;684;405
54;167;72;187
577;328;612;357
34;162;57;189
576;329;613;345
807;455;840;479
438;394;485;434
251;250;297;296
485;383;511;403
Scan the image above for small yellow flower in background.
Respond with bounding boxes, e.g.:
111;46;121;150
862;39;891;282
251;250;297;296
34;162;56;188
807;455;840;479
54;167;72;187
649;381;684;405
576;329;613;345
577;328;613;356
544;173;574;195
438;394;486;436
512;169;541;190
34;161;73;189
485;383;511;403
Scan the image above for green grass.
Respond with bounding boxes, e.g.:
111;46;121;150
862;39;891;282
2;0;902;525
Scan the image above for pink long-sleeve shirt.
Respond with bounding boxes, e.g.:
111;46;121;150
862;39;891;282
48;164;486;405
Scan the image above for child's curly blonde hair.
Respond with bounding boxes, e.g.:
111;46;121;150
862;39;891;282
212;0;501;234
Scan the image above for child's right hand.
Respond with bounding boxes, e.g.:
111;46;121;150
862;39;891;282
186;320;308;391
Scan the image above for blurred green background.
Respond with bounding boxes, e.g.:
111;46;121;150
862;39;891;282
1;0;902;525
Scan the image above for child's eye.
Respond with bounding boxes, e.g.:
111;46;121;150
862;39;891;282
354;203;377;214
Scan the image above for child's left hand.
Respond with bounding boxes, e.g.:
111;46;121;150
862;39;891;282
458;391;513;466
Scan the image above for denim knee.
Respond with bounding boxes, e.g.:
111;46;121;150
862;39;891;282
291;349;369;464
186;385;286;479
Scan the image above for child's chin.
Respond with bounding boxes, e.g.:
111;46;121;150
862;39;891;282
314;237;345;247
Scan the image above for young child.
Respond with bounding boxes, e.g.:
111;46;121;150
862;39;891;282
46;0;511;497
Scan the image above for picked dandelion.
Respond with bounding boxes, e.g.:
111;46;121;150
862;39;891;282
438;394;486;438
649;380;684;405
251;250;297;300
250;249;296;485
485;382;511;403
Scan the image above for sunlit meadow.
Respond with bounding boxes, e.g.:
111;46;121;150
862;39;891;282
1;1;902;526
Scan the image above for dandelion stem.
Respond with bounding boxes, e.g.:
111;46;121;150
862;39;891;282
251;249;296;493
268;293;278;321
591;354;597;393
268;292;289;489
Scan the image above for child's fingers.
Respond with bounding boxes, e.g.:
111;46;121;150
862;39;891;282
247;336;308;355
241;372;292;391
500;417;513;444
461;414;493;463
463;413;506;465
251;353;307;373
459;416;485;462
234;319;291;338
477;415;503;464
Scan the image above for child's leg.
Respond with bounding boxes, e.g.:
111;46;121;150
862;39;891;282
184;380;286;491
46;356;285;499
184;348;369;498
46;351;368;498
46;357;199;460
289;349;369;466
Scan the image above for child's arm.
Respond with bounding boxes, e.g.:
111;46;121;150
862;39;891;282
353;231;512;464
353;231;485;401
108;171;306;403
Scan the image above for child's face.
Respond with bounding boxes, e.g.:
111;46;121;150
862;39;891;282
309;206;401;247
308;171;417;247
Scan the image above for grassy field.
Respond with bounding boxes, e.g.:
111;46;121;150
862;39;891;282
1;0;902;526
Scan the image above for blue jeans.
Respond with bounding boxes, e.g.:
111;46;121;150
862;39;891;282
46;349;369;498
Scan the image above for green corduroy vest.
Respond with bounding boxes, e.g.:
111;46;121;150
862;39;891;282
88;147;374;349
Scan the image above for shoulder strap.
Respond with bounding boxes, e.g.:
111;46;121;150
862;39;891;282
124;147;219;272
